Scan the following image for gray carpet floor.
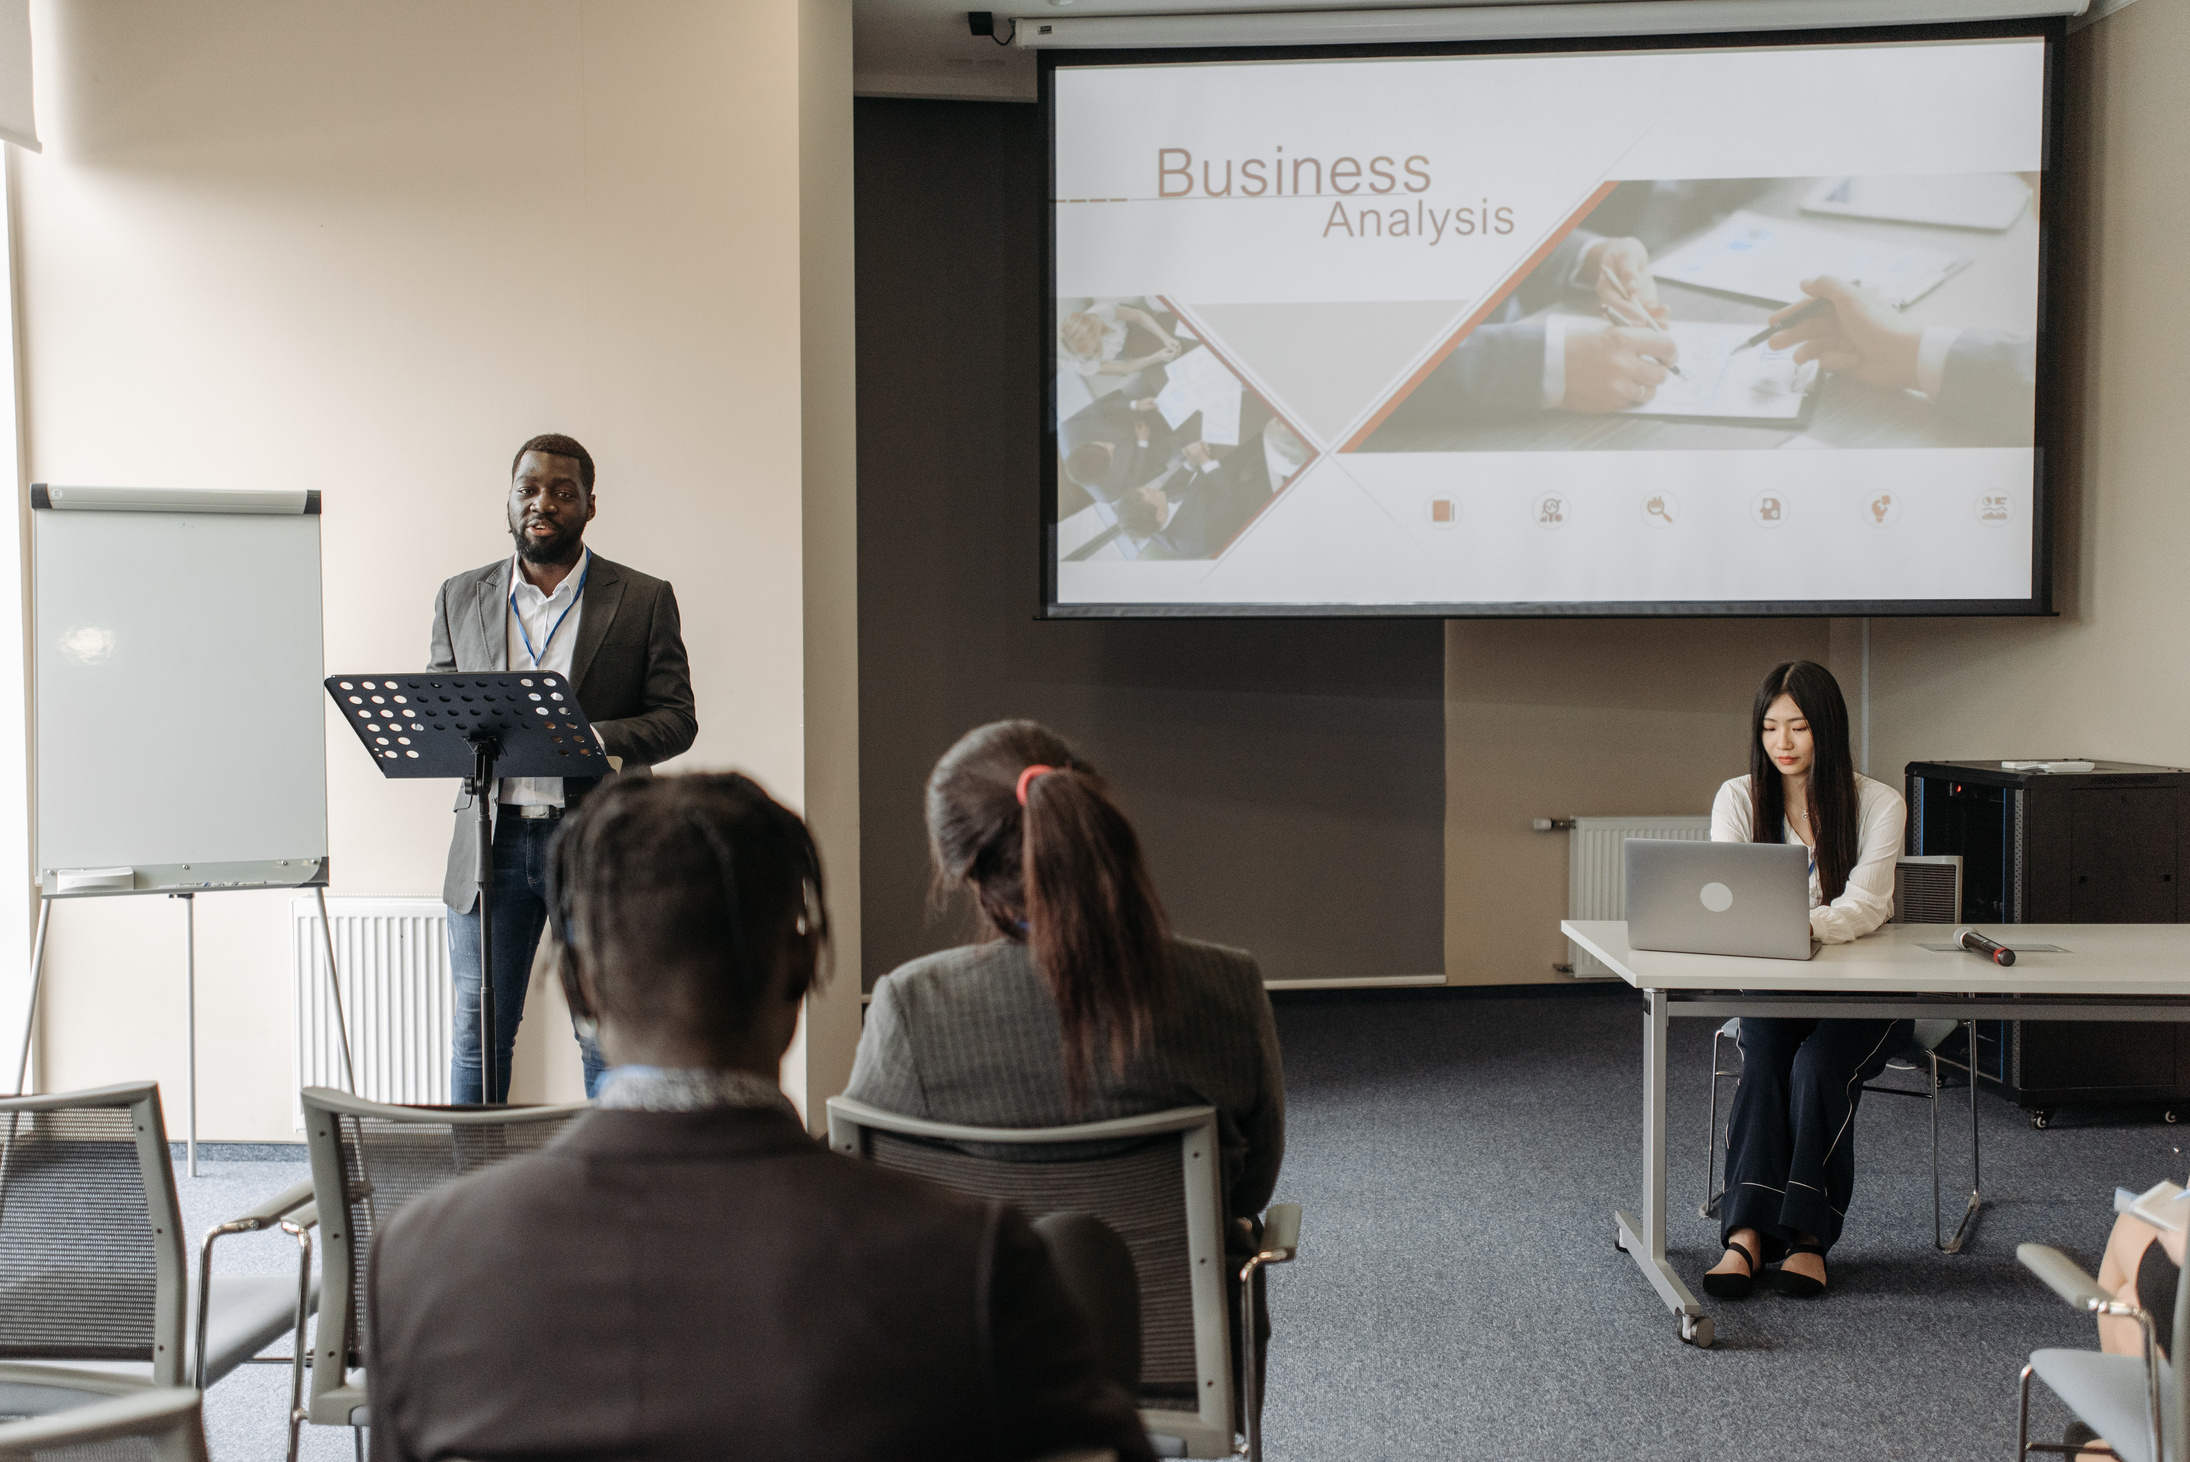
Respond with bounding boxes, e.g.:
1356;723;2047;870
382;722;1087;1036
174;989;2176;1460
1258;988;2174;1462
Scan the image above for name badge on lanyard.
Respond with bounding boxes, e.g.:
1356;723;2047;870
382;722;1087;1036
513;559;589;669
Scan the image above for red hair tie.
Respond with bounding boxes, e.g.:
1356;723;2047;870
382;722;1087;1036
1016;764;1057;806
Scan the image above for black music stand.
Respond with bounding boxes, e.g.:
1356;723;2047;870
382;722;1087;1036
325;670;604;1103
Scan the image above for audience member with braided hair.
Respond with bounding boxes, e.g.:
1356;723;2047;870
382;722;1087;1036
367;772;1154;1462
845;720;1287;1400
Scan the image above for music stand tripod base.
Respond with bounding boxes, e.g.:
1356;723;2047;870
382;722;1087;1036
326;671;604;1103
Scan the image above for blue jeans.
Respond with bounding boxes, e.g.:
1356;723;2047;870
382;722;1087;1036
447;814;607;1104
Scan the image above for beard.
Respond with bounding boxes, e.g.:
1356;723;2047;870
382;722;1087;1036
511;515;585;566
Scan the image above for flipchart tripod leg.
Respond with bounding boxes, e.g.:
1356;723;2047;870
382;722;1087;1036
312;885;358;1094
180;892;197;1178
11;897;50;1098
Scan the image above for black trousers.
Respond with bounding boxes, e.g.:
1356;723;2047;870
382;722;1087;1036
1720;1016;1911;1256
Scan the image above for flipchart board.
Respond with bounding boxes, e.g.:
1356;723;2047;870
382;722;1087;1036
33;485;329;896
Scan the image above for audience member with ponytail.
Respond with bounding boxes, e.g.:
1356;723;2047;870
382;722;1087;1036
846;719;1286;1228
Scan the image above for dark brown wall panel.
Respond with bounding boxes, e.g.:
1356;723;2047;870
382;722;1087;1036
854;98;1445;987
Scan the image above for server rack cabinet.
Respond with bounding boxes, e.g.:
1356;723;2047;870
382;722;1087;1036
1905;759;2190;1126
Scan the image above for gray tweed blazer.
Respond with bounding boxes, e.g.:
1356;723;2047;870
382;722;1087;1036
846;936;1285;1218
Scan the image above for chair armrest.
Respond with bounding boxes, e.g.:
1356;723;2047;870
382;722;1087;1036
280;1202;318;1234
1258;1203;1301;1261
0;1386;200;1454
2019;1244;2114;1312
222;1178;316;1233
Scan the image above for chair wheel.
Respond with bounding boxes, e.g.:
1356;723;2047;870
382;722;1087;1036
1615;1232;1627;1252
1679;1313;1714;1348
2167;1109;2180;1125
2031;1110;2052;1130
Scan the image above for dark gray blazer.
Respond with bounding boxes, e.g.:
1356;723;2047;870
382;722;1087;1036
366;1107;1155;1462
846;936;1285;1219
428;552;697;911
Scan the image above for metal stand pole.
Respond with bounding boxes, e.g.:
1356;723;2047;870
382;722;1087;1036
179;892;197;1178
12;897;51;1097
312;886;359;1095
467;735;500;1105
11;897;51;1103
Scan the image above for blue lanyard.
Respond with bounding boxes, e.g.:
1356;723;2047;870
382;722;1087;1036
511;557;588;669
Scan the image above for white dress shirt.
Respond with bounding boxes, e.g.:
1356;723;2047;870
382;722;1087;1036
1710;772;1907;944
500;548;588;808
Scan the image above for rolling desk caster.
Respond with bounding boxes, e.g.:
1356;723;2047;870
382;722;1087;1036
2167;1109;2180;1125
1679;1313;1714;1349
2030;1109;2053;1130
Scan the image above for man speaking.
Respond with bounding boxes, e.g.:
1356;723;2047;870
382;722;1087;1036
429;434;697;1102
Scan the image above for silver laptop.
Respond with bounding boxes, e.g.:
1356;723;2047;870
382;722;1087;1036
1625;839;1817;960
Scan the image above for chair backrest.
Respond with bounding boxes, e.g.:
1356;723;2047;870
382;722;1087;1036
2174;1229;2190;1448
0;1367;206;1462
1893;855;1963;925
825;1096;1232;1459
0;1084;183;1387
299;1088;589;1407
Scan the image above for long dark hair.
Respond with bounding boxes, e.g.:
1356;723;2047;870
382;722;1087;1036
926;720;1172;1109
1748;661;1861;902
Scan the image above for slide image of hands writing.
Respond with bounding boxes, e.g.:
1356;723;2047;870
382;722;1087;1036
1357;174;2038;455
1055;297;1318;564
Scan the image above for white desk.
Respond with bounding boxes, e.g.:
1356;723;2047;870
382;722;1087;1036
1562;919;2190;1349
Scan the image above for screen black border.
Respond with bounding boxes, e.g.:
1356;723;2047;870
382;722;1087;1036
1038;17;2063;620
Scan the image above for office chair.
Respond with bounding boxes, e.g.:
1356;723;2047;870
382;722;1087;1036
1702;855;1983;1253
0;1371;206;1462
827;1096;1301;1462
2017;1239;2186;1462
288;1087;590;1462
0;1081;318;1413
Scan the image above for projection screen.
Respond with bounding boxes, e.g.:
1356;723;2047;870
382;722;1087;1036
1044;26;2055;617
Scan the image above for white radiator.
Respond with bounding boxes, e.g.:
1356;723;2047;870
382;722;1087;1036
1565;816;1712;976
291;896;453;1123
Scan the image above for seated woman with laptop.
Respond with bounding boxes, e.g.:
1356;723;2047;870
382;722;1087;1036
1700;660;1908;1302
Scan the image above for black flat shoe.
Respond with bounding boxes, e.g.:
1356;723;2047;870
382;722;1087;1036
1772;1240;1828;1298
1702;1237;1762;1299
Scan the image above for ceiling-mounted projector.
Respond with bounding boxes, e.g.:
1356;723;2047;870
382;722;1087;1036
1017;0;2086;48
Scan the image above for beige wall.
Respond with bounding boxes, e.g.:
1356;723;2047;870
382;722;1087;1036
789;0;862;1129
1862;7;2187;783
17;0;857;1138
1442;8;2179;986
1444;618;1829;985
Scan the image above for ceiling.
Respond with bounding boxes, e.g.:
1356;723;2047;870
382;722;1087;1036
852;0;2130;104
853;0;1588;100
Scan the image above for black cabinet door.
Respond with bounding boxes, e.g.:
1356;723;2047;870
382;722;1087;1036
2070;787;2180;922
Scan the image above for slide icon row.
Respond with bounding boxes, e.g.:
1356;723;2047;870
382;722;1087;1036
1421;490;2017;531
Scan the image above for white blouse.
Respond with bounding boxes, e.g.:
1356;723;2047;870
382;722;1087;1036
1709;773;1907;945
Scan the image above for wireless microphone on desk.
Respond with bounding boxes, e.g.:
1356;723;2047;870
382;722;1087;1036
1954;926;2017;966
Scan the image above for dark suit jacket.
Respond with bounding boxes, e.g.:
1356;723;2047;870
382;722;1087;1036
366;1106;1156;1462
1395;229;1601;424
428;552;697;911
1059;373;1184;503
1140;467;1264;561
1937;330;2036;445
